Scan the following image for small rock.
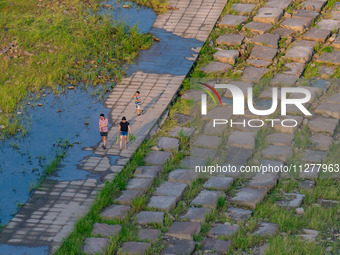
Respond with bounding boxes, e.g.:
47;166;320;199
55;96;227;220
151;146;160;151
38;103;43;106
296;207;305;215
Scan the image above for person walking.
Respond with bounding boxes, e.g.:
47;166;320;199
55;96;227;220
118;116;132;150
133;91;143;116
99;113;108;149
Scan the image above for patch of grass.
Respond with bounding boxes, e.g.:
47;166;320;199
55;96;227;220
130;0;169;13
293;125;311;149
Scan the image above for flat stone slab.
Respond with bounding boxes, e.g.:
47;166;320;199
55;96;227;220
232;3;255;14
247;58;272;67
302;1;325;12
203;120;226;135
203;176;234;191
254;7;283;24
191;147;217;159
228;131;256;149
208;223;239;238
148;195;177;212
281;18;312;32
134;165;162;179
194;135;221;148
302;28;331;42
200;62;233;73
308;116;338;135
100;205;131;220
317;19;340;31
216;34;245;46
245;21;273;34
173;113;192;125
310;134;333;151
302;150;327;163
272;28;294;37
298;229;319;242
157;137;180;151
277;193;305;209
114;189;144;205
270;74;298;86
267;133;294;146
242;66;268;82
83;237;110;255
273;115;303;134
262;145;293;162
226;207;252;221
327;93;340;104
250;45;278;61
202;238;232;253
166;221;201;240
318;199;339;207
333;36;340;48
225;147;253;165
180;156;207;169
213;50;239;65
316;101;340;118
259;159;284;168
136;211;164;225
282;62;305;76
154;181;187;200
300;165;320;179
284;44;314;63
293;9;319;20
224;81;254;98
231;188;267;209
162;239;195;255
126;178;153;191
118;242;151;255
144;151;171;165
191;190;226;208
265;0;292;9
168;169;199;185
138;229;160;242
253;33;280;48
248;173;278;190
203;106;233;120
168;127;195;137
253;222;279;237
219;14;247;28
180;207;212;223
317;51;340;65
92;223;121;237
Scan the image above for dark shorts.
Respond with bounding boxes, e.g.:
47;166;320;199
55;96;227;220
120;131;128;136
100;132;108;137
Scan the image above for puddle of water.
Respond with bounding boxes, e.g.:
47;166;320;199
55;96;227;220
0;244;49;255
127;27;203;76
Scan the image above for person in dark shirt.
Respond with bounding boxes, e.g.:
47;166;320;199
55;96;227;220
117;116;132;150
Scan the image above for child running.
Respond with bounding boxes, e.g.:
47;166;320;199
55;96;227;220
133;91;143;116
117;116;132;150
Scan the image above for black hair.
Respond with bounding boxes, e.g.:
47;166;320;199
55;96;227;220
122;116;126;120
100;113;105;117
136;91;140;94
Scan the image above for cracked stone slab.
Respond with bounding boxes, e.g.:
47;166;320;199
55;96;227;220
308;116;338;135
250;45;278;61
162;239;195;255
202;238;232;253
219;14;247;28
194;135;221;148
200;62;233;73
114;189;144;205
154;181;187;200
144;151;171;165
242;66;268;82
138;229;160;242
203;176;234;191
148;196;177;212
231;188;267;209
302;1;325;12
317;19;340;31
92;223;121;237
226;207;252;221
315;101;340;118
117;242;151;255
302;28;331;42
166;221;201;240
248;173;278;190
317;51;340;65
126;178;153;191
267;133;294;146
253;222;279;237
282;62;305;76
232;3;255;15
83;237;110;255
281;18;312;32
227;131;256;149
244;21;273;34
191;190;226;208
310;134;333;151
225;147;253;165
100;205;130;220
302;150;327;163
253;33;280;48
213;50;239;65
168;127;195;137
157;137;180;151
136;211;164;225
134;165;162;179
216;34;245;46
277;193;305;209
208;223;239;238
262;145;293;162
180;207;212;223
253;8;283;24
168;169;199;185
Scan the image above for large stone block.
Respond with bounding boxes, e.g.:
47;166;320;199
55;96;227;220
231;188;267;209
